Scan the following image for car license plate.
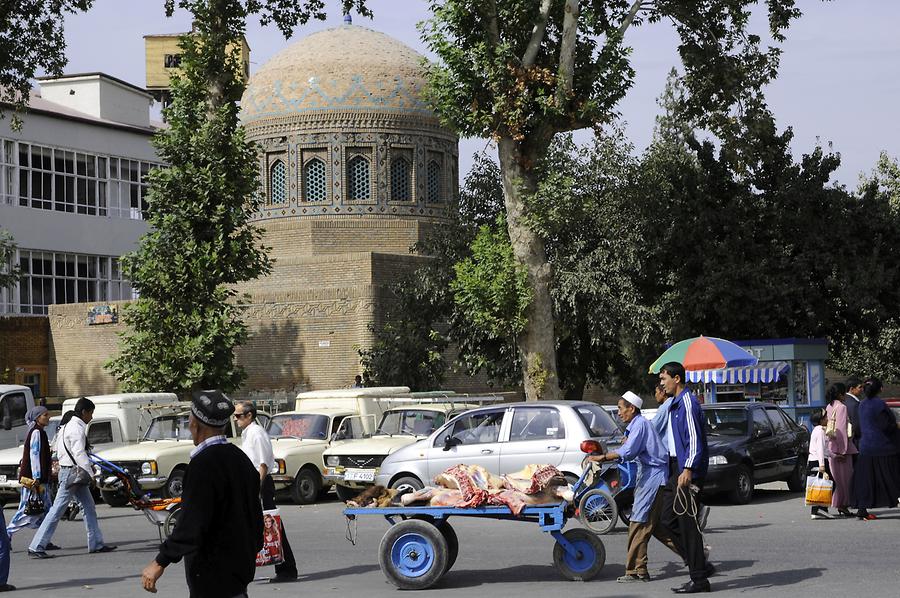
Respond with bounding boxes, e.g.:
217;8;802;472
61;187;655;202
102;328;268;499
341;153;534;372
344;469;375;482
0;475;6;483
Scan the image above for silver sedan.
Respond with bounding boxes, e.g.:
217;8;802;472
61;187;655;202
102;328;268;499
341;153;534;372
375;401;624;492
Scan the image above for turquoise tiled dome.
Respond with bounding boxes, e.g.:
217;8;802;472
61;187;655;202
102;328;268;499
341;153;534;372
241;24;437;125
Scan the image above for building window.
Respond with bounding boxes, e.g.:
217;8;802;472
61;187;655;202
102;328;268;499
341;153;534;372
347;155;370;201
302;158;327;202
390;156;412;201
3;138;159;220
164;54;182;68
14;250;131;315
269;160;286;204
426;159;442;203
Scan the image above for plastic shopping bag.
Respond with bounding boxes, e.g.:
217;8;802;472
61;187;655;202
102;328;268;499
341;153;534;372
804;474;833;507
256;509;285;567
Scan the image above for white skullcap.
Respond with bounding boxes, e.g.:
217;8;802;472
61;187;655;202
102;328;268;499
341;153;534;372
621;391;643;410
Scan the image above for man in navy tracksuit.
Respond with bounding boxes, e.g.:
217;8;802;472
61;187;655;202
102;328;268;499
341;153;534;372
659;362;713;594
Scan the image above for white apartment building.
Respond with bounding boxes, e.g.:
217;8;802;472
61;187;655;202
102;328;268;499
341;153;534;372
0;73;161;315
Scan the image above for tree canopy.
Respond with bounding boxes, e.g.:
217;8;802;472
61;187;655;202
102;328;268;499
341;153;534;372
421;0;805;400
0;0;94;129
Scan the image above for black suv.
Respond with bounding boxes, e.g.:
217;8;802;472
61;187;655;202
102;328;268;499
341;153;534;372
703;402;809;504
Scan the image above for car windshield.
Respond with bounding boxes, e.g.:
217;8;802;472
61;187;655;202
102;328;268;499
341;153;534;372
704;408;748;435
376;410;446;436
144;414;192;440
268;414;328;439
575;405;622;438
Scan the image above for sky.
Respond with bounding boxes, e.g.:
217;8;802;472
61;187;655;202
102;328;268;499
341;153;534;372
57;0;900;188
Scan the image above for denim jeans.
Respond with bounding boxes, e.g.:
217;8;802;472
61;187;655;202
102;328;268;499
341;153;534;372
29;466;105;552
0;506;10;585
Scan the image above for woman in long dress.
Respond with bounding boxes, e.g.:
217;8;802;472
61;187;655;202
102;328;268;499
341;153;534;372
826;383;857;516
852;377;900;520
6;406;55;539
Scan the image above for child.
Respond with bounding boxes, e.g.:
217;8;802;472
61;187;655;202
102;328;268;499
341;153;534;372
808;408;833;519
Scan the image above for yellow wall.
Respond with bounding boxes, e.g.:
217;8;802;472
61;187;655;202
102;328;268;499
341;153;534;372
145;34;250;90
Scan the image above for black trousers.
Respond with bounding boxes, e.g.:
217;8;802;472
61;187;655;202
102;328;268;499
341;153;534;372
261;475;297;578
659;459;708;583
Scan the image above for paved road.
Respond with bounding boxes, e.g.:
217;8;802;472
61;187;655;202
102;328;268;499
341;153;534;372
3;482;897;597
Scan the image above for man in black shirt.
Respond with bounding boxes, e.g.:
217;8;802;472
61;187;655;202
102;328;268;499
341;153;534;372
141;390;263;597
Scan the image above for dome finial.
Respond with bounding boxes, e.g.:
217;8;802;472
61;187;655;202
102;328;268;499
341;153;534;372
343;13;352;25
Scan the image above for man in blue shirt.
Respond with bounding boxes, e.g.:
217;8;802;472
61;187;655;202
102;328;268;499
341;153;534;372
592;391;668;583
658;362;713;594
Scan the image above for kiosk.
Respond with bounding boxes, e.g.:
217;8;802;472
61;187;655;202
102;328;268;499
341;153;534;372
687;338;827;427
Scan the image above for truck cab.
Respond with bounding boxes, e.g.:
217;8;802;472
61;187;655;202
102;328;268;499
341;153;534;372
266;386;409;504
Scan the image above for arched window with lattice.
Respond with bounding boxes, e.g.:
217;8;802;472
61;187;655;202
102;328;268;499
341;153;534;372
346;155;370;201
426;159;442;203
390;156;412;201
302;158;327;202
269;159;286;204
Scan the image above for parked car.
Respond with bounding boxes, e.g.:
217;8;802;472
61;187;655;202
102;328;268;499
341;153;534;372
93;408;270;501
703;402;809;504
324;398;495;501
884;398;900;421
0;393;180;505
374;401;624;493
0;385;37;450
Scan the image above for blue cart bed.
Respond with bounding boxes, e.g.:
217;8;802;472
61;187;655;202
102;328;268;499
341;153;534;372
343;500;606;590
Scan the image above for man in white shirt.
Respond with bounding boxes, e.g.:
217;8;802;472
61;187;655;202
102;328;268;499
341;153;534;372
235;401;298;583
29;397;116;558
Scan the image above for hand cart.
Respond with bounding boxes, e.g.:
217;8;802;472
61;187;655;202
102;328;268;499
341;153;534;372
344;443;613;590
90;453;183;542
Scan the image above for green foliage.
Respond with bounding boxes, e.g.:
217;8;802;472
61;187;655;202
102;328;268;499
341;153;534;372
0;0;93;130
452;216;532;339
106;22;270;394
358;301;448;392
422;0;800;147
829;153;900;380
0;229;20;290
421;0;803;399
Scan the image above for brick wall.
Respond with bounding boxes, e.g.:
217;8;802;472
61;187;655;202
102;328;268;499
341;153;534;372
47;301;127;397
0;316;50;391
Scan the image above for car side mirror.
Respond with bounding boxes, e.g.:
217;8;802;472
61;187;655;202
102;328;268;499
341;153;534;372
443;435;460;451
1;415;11;431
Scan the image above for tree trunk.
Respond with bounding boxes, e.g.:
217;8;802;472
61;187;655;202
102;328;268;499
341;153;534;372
497;136;561;401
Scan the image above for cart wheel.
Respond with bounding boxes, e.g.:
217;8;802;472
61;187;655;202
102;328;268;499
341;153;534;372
438;522;459;573
163;507;181;539
378;519;448;590
578;488;618;535
410;515;458;573
553;528;606;581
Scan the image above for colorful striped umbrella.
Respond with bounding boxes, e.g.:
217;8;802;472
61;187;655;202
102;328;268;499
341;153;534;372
648;336;758;373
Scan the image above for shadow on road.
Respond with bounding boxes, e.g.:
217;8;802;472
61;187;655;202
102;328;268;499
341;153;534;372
15;575;140;591
295;563;380;582
440;565;564;588
704;522;772;534
712;566;826;591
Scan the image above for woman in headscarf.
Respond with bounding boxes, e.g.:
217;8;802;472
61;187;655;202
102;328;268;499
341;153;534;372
851;377;900;520
6;406;59;547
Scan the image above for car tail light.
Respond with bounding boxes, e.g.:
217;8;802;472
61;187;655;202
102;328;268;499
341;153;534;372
580;440;602;454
